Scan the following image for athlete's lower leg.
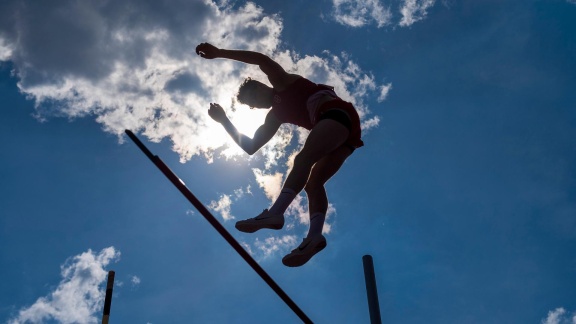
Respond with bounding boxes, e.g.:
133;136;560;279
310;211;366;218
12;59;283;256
305;183;328;237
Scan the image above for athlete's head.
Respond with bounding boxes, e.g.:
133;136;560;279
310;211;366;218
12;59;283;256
237;78;273;109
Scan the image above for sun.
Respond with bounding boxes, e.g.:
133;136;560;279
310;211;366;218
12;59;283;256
230;106;268;137
218;106;269;158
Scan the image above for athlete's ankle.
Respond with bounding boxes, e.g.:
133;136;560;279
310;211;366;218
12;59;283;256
268;188;297;215
306;212;326;238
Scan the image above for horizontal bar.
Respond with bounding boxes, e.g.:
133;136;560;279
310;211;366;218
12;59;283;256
125;129;313;324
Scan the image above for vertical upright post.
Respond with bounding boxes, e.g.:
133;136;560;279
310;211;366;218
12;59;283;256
363;255;382;324
102;270;115;324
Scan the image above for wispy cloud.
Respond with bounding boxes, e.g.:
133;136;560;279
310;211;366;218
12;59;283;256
378;83;393;102
208;193;234;221
0;37;12;61
399;0;437;27
330;0;438;28
9;247;120;324
362;116;380;130
234;185;252;198
541;308;576;324
252;235;298;259
208;185;252;221
331;0;392;28
131;275;142;287
323;203;337;234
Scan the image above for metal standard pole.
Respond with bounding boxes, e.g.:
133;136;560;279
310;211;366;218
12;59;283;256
363;255;382;324
102;270;115;324
125;130;313;324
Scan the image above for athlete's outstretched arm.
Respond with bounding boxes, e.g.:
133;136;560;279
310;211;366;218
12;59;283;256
196;42;291;88
208;103;281;155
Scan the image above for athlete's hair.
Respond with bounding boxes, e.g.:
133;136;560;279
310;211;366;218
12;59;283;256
236;78;261;106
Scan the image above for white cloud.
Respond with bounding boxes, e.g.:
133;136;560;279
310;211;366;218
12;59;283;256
240;241;255;256
208;193;234;221
9;247;120;324
131;275;141;287
259;125;295;169
253;169;284;201
541;308;576;324
0;0;287;163
330;0;438;28
399;0;437;27
0;0;384;166
567;0;576;5
362;116;380;130
287;194;310;226
208;185;252;221
323;203;337;234
0;37;13;61
234;185;252;198
252;235;298;259
543;308;566;324
285;198;337;235
378;82;392;102
331;0;392;28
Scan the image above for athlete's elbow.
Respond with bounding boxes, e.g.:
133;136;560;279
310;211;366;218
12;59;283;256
245;147;258;156
241;143;257;155
246;143;263;156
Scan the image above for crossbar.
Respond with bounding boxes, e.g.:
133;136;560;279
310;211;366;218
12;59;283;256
125;129;313;324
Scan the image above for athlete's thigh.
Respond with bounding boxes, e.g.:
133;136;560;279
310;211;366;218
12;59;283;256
299;119;350;162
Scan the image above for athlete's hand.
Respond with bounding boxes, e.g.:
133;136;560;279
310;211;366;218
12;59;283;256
196;42;220;59
208;103;227;123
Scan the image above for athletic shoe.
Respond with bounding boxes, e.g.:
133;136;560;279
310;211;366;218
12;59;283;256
235;209;284;233
282;234;327;267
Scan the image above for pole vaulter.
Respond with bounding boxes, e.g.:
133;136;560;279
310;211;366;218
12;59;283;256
125;129;313;324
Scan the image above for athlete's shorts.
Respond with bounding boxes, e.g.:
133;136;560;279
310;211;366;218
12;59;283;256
318;109;352;131
315;99;364;149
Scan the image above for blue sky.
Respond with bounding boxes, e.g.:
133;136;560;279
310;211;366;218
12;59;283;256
1;0;575;323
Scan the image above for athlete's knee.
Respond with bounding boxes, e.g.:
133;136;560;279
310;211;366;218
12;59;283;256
293;150;315;168
304;180;324;195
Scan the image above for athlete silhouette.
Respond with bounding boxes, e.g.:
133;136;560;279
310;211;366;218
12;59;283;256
196;42;364;267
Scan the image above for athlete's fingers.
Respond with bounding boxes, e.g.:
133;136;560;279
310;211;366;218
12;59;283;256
195;43;206;57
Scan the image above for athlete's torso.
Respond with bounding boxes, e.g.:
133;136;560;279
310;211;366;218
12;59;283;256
271;77;323;130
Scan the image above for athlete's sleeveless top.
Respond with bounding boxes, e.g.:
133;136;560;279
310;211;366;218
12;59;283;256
271;77;319;129
270;77;364;148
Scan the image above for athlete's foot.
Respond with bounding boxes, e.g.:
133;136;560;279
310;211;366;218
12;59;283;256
235;209;284;233
282;234;327;267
